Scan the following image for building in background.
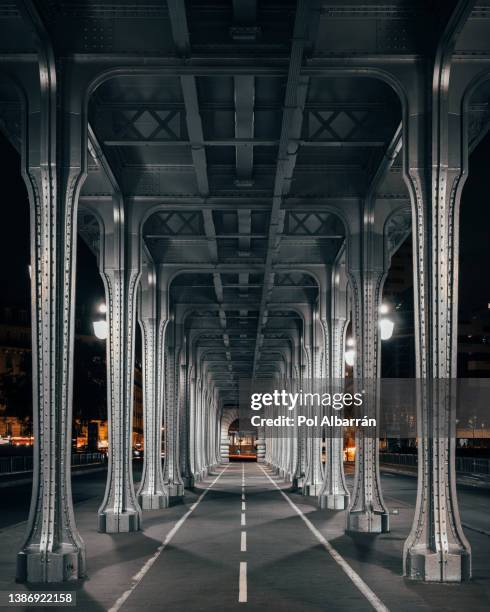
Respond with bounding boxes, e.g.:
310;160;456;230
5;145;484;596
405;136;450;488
0;304;144;450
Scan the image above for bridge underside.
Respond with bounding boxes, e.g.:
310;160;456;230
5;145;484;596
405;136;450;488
0;0;489;606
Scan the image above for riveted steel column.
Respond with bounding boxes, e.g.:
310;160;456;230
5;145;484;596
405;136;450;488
402;1;474;581
188;370;198;481
212;392;221;467
163;321;185;498
302;306;324;497
98;217;142;533
177;322;194;489
346;263;389;533
319;260;350;510
137;264;169;510
16;51;87;580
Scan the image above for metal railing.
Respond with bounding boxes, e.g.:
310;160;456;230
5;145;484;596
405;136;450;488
380;453;490;475
0;452;105;475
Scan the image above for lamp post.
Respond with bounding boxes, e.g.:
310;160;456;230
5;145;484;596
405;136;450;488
379;303;395;341
345;337;355;367
92;303;108;340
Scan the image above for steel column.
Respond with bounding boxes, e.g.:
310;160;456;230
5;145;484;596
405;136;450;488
98;219;142;533
137;264;169;510
16;61;87;582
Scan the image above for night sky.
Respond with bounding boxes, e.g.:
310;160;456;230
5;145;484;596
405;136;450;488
0;133;104;333
459;131;490;317
0;128;489;325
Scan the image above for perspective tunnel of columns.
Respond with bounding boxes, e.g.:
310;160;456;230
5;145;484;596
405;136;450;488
1;0;490;588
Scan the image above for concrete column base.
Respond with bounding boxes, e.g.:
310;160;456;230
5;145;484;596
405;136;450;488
138;491;169;510
16;545;85;583
182;476;194;489
168;482;185;498
318;493;349;510
302;483;323;497
346;510;389;533
291;475;303;490
404;549;471;582
98;509;141;533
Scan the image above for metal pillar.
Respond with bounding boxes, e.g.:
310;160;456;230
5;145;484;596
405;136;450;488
16;48;87;581
319;261;350;510
346;264;389;533
402;2;474;580
163;331;185;498
98;217;142;533
302;311;324;497
137;264;169;510
188;372;199;481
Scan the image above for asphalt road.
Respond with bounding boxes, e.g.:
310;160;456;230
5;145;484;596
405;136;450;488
1;464;489;611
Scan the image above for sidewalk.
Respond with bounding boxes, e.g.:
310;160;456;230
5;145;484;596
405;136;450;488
379;463;490;490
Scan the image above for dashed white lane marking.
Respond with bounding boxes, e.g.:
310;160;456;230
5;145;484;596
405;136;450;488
241;531;247;552
239;561;247;603
242;492;245;501
241;513;246;526
109;466;229;612
259;465;390;612
242;501;246;511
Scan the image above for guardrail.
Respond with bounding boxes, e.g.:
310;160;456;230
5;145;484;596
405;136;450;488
0;452;105;475
380;453;490;475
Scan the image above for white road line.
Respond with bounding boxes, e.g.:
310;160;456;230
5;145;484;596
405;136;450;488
462;522;490;537
241;513;246;526
241;531;247;552
259;465;390;612
242;492;245;501
242;501;246;511
239;561;247;603
109;466;229;612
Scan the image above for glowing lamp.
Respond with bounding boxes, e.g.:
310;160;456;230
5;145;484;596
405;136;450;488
93;320;108;340
379;317;394;341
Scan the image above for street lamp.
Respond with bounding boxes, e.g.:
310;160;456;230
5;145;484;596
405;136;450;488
379;303;395;341
345;337;355;366
92;302;108;340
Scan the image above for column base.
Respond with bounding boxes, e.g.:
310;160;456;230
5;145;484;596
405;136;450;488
17;544;85;583
346;510;389;533
98;509;141;533
291;476;303;490
319;493;350;510
404;548;471;582
302;482;323;496
182;476;195;489
138;491;169;510
168;482;185;498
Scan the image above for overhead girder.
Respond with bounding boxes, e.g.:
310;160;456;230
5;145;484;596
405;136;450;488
5;0;490;587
